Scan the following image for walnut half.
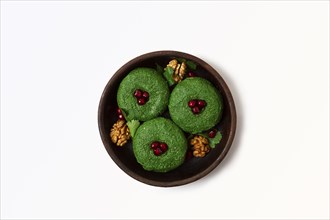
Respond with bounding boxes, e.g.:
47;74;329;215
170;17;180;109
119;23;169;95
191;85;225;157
166;59;187;83
190;135;210;157
110;120;130;147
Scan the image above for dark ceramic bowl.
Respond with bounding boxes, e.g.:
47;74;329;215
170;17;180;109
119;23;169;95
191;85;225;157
98;51;236;187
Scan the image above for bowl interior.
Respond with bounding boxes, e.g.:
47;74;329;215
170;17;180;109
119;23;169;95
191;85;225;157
98;51;236;187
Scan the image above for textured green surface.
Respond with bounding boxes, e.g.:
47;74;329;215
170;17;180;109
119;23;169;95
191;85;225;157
126;120;140;138
133;117;187;172
117;68;170;121
169;77;223;134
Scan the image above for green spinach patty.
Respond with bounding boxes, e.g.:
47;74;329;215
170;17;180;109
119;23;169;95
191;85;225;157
117;68;169;121
169;77;223;134
133;117;187;172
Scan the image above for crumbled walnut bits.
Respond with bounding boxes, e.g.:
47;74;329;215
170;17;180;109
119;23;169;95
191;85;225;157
190;135;210;157
110;120;130;146
166;59;187;83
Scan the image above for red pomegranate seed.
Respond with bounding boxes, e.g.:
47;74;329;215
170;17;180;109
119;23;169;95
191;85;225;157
188;72;196;77
118;114;124;120
151;142;160;149
142;91;149;99
117;108;122;115
197;100;206;108
160;143;168;152
134;89;142;98
192;106;200;114
209;129;217;138
153;148;162;156
138;98;145;105
188;100;197;108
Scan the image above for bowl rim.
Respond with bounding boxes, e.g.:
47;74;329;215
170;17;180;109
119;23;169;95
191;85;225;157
98;50;237;187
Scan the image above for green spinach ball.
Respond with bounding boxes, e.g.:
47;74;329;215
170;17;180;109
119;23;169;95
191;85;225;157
169;77;223;134
117;68;169;121
133;117;187;172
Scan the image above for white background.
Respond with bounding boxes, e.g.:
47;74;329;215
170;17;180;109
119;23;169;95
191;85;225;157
1;1;329;219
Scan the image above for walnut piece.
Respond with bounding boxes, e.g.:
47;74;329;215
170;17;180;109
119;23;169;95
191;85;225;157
166;59;187;83
167;59;178;69
178;62;186;79
190;135;210;157
110;120;130;146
